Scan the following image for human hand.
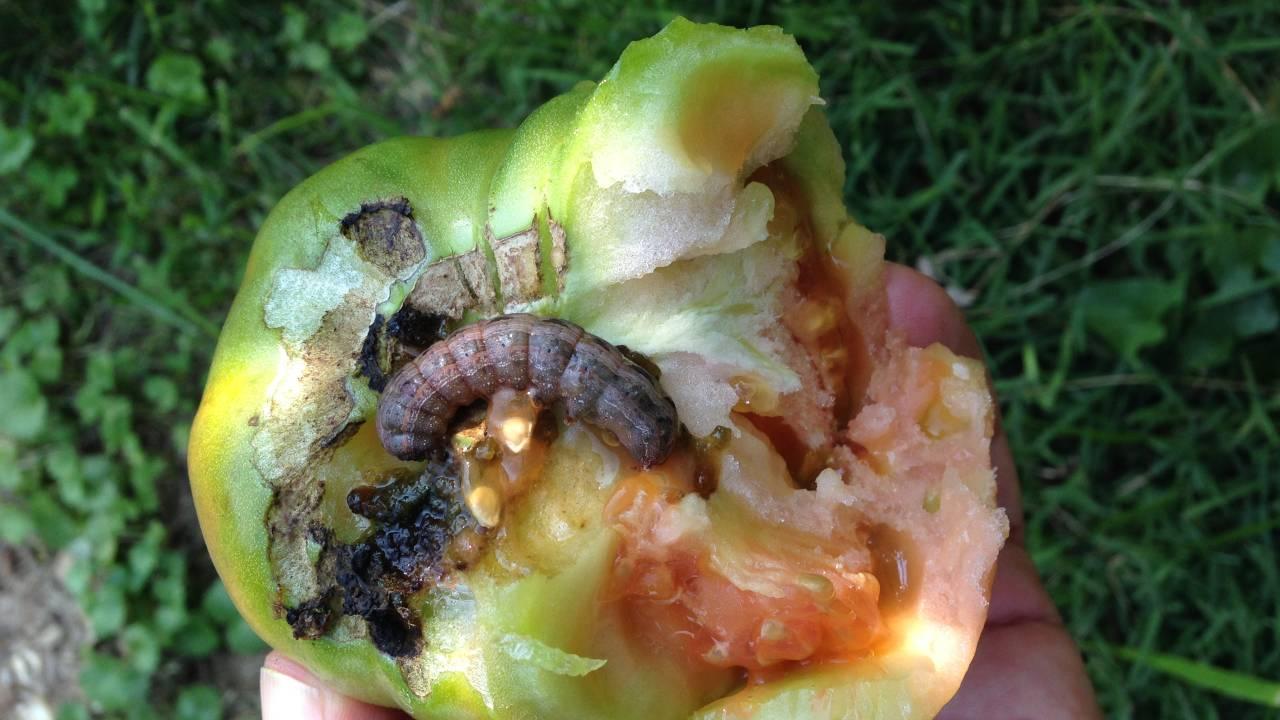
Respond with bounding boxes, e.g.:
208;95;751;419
259;263;1101;720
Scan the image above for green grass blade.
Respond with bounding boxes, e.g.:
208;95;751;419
1114;646;1280;708
0;208;218;338
233;102;342;157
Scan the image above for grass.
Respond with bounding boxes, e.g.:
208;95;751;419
1;1;1277;718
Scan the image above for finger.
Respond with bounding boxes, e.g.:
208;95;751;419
883;263;1024;543
938;617;1103;720
883;264;983;359
261;652;410;720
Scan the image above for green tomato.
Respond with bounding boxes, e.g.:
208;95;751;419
190;18;1006;720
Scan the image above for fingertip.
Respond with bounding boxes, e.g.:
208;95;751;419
261;651;409;720
985;544;1061;627
261;664;323;720
883;264;983;359
940;620;1102;720
263;650;315;681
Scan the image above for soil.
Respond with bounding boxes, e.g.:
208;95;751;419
0;541;266;719
0;544;88;719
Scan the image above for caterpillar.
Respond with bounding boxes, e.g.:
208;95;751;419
376;314;678;467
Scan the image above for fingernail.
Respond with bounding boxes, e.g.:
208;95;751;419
261;665;324;719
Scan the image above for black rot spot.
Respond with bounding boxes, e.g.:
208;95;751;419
332;543;423;657
356;308;448;395
347;462;448;524
386;305;448;352
285;594;334;640
286;459;476;658
357;314;388;392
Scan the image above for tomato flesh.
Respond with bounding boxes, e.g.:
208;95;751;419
604;472;882;682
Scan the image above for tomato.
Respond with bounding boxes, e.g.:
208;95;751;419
190;18;1006;720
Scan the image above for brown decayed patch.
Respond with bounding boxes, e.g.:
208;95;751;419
406;256;475;320
260;286;372;608
340;197;427;275
405;220;565;322
256;197;442;657
492;227;542;305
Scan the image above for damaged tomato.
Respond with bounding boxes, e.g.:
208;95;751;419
190;18;1007;720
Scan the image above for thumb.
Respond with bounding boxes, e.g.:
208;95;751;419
261;652;410;720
